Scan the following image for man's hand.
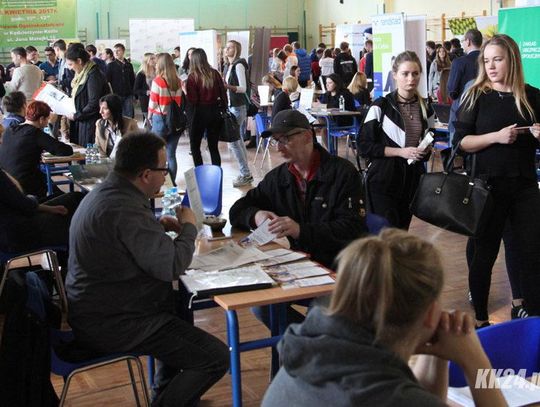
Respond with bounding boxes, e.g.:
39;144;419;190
268;216;300;239
253;210;278;227
39;204;68;215
175;206;196;226
160;216;181;233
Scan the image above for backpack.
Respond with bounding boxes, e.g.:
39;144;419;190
158;79;187;138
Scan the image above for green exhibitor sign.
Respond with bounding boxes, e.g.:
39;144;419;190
0;0;77;47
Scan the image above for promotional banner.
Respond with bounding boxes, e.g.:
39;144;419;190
0;0;77;47
474;15;498;38
371;13;405;98
405;15;427;97
129;18;195;65
179;30;220;69
226;31;250;60
335;23;371;63
499;6;540;89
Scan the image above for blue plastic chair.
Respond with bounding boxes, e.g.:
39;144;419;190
366;213;390;235
25;271;151;406
181;165;223;216
253;113;271;167
449;317;540;387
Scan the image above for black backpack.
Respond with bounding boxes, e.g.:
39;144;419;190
159;79;187;137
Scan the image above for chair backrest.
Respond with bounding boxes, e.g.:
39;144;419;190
449;317;540;387
254;113;268;136
181;165;223;216
366;213;390;235
25;271;49;321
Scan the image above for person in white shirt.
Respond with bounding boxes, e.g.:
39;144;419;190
318;48;335;89
5;47;43;102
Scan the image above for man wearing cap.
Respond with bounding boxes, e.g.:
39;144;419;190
230;110;366;269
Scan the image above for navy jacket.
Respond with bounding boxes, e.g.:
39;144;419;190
447;50;480;101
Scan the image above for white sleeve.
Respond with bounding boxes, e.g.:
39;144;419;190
234;63;247;94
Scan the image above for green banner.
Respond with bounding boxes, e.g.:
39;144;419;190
499;7;540;89
0;0;77;47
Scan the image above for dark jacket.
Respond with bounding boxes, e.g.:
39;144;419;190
359;91;434;197
106;59;135;97
0;124;73;197
333;52;358;86
70;65;109;146
229;144;366;269
224;58;249;107
133;71;150;113
272;90;292;117
320;89;356;125
91;56;107;75
262;306;446;407
447;50;480;101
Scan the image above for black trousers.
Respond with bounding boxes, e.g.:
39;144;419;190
467;177;540;320
189;105;221;167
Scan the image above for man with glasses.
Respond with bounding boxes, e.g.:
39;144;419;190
230;110;366;269
39;46;59;83
66;132;229;405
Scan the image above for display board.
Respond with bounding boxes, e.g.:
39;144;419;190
0;0;77;47
95;39;126;57
335;23;371;63
129;18;194;65
226;31;250;60
499;6;540;89
179;30;220;69
372;13;406;98
404;15;427;97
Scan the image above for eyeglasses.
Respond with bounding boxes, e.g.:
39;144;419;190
148;166;169;175
269;129;306;147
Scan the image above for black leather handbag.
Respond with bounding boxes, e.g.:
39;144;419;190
217;108;241;142
410;146;493;237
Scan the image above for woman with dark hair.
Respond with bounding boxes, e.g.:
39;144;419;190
179;47;196;78
95;94;139;158
359;51;434;230
185;48;226;167
319;73;355;125
0;100;73;198
455;34;540;326
65;43;109;146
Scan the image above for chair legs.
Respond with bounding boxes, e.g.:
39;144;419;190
58;355;150;407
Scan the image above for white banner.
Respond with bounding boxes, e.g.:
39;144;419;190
179;30;220;69
372;13;406;98
405;15;427;97
129;18;195;65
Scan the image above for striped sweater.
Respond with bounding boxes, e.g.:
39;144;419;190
148;76;182;115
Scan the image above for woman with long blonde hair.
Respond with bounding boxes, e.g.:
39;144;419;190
185;48;225;167
347;71;371;106
263;229;505;407
134;52;156;125
455;34;540;327
148;52;183;181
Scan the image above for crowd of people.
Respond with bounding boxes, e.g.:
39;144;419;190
0;28;538;406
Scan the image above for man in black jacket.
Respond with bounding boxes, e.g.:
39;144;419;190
230;110;366;269
106;43;135;118
333;41;358;88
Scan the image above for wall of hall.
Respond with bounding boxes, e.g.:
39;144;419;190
77;0;305;43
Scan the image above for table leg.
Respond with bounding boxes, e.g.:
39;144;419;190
226;310;243;407
325;118;334;155
269;305;279;376
45;164;53;195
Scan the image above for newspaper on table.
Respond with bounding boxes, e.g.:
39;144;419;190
256;248;308;266
33;83;76;116
448;374;540;407
188;241;271;271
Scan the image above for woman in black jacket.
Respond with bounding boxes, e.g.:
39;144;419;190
359;51;434;230
319;73;355;125
65;43;109;146
0;101;73;198
133;52;156;127
0;168;83;253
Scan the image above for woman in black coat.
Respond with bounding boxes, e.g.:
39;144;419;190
66;43;109;146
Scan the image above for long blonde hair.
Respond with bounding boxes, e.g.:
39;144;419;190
347;72;368;94
461;34;535;121
139;52;156;77
329;229;444;344
227;40;242;62
189;48;216;89
392;51;429;121
155;53;180;91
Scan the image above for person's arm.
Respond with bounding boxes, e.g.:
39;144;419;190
128;63;136;89
447;60;462;100
73;72;106;121
228;63;247;94
38;129;73;156
5;67;21;92
95;119;107;156
365;53;373;79
333;57;340;76
0;170;39;215
230;175;276;230
133;72;146;98
460;124;518;153
428;64;437;97
147;79;160;118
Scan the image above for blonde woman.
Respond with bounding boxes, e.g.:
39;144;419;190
347;71;371;106
148;52;183;181
455;34;540;326
359;51;434;229
428;46;451;100
263;229;506;407
133;52;156;126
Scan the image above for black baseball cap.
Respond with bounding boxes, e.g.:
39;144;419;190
261;110;311;138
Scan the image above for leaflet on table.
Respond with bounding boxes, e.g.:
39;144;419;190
447;374;540;407
181;265;276;296
184;168;205;231
281;275;335;290
407;131;434;165
256;248;308;266
265;261;330;282
33;83;76;116
240;218;276;246
188;242;271;271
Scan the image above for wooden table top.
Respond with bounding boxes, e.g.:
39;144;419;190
310;109;363;117
42;152;85;164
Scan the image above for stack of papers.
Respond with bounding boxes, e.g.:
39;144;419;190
448;375;540;407
189;242;270;271
264;259;335;289
256;248;308;266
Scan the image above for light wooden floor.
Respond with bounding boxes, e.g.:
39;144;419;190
13;136;515;406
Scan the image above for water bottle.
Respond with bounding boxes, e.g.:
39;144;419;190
86;143;94;164
93;144;101;164
161;191;173;217
339;95;345;112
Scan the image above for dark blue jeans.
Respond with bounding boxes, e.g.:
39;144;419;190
152;114;181;182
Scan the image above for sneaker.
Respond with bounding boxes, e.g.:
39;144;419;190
511;304;529;319
233;175;254;188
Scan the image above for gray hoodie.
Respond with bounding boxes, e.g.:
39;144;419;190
262;306;447;407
